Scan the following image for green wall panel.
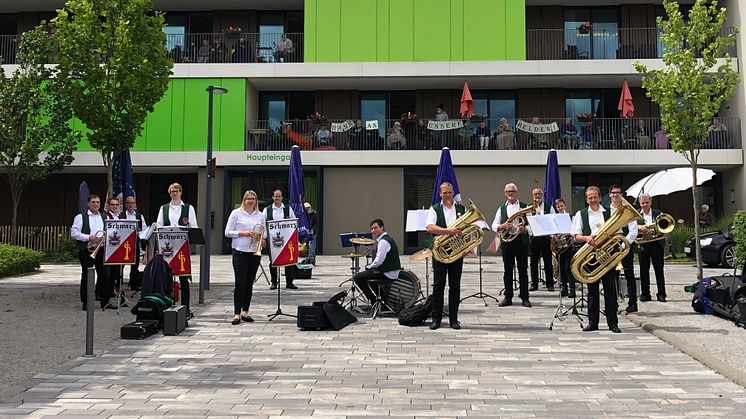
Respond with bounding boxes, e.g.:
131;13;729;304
216;78;247;151
170;79;186;151
305;0;525;62
140;82;173;151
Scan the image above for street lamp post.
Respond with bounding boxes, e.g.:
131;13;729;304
200;85;228;305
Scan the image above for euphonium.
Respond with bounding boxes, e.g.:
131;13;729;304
571;198;642;284
432;199;486;264
250;223;265;256
499;204;537;243
635;213;674;244
551;234;574;254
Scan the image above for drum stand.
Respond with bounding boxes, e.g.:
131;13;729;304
461;246;498;306
550;282;588;330
499;265;521;296
339;245;367;313
103;266;130;314
268;268;297;321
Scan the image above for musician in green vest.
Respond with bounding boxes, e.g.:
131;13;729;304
491;182;532;308
609;185;638;314
637;193;667;304
353;219;401;305
529;187;556;292
156;183;198;317
264;189;298;290
426;182;465;330
70;194;111;310
571;186;621;333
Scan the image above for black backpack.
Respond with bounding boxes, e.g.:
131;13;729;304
141;254;174;298
130;294;174;325
398;295;433;327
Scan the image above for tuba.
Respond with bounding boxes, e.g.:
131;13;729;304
571;199;642;284
500;204;537;243
431;200;486;264
635;213;674;244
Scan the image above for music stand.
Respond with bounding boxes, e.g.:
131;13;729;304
461;221;498;306
267;267;297;321
405;209;432;297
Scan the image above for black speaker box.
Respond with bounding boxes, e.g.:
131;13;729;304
297;302;330;330
296;267;312;279
121;320;160;340
163;305;187;336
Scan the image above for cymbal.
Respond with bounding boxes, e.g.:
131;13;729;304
350;237;376;245
409;248;432;261
341;252;364;259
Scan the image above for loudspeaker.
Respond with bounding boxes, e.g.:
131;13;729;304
297;302;330;330
163;305;187;335
121;320;160;340
296;267;312;279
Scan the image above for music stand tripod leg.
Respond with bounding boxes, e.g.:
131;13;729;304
267;268;297;321
460;247;498;305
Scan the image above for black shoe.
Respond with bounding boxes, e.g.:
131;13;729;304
657;295;667;302
521;300;532;308
529;285;539;291
286;283;298;289
639;295;652;302
449;321;461;330
560;288;568;297
624;305;638;313
231;317;241;325
609;325;622;333
568;290;576;298
547;286;555;292
82;303;87;311
498;300;512;307
583;324;599;332
270;284;277;290
241;315;254;322
429;319;441;330
186;309;194;320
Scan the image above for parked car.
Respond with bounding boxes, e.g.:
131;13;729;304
684;224;736;268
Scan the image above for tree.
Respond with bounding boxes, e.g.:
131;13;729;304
634;0;739;282
0;27;79;245
51;0;172;196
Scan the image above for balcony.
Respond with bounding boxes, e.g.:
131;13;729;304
527;27;737;60
247;117;741;152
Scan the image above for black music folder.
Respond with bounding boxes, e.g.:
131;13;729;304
187;228;205;245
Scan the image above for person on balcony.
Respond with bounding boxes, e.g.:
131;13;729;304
707;118;728;148
386;121;407;149
529;116;549;149
476;121;490;150
435;104;449;148
457;121;475;150
417;119;435;150
210;36;229;63
348;120;366;150
273;33;294;63
560;117;580;149
197;39;211;63
654;124;669;149
231;37;251;63
495;118;515;150
635;119;651;149
315;124;332;148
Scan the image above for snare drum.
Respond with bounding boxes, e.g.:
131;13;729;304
384;269;421;313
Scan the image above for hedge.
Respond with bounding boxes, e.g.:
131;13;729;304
733;210;746;271
0;244;43;278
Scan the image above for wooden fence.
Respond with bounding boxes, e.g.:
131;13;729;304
0;226;69;252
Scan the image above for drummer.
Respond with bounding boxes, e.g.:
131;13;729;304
353;219;401;305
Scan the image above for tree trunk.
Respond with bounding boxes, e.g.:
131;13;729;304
691;149;703;282
102;151;114;201
9;185;22;246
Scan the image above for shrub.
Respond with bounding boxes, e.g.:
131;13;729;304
733;210;746;271
42;234;79;263
0;244;43;278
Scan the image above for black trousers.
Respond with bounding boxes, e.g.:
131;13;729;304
128;238;142;290
502;240;529;301
621;246;637;303
558;248;576;290
270;264;296;285
587;270;619;328
639;242;666;299
530;236;553;288
77;248;111;306
179;276;191;308
353;269;389;304
432;258;463;322
232;251;262;315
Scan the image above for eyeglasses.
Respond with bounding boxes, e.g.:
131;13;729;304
610;191;621;195
505;190;517;193
244;197;256;201
273;196;282;199
169;190;181;193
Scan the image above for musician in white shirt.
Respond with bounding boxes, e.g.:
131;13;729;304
70;194;110;310
123;196;147;290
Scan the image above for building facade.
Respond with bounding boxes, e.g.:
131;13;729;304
0;0;743;255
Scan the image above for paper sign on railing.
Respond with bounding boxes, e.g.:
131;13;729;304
331;120;355;132
427;120;464;131
365;120;379;130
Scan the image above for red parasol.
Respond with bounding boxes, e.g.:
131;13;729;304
618;79;635;117
460;81;474;118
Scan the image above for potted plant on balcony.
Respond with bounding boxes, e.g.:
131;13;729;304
576;113;595;123
400;112;418;125
469;112;487;123
308;112;327;127
578;21;592;35
223;26;243;39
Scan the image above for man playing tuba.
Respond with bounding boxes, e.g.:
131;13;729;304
571;186;623;333
492;183;532;308
636;193;667;304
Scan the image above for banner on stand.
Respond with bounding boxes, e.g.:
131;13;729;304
267;218;299;267
157;230;191;276
104;219;138;265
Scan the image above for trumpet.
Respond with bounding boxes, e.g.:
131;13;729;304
88;230;105;259
250;223;265;256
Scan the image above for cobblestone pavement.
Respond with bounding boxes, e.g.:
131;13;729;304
0;255;745;418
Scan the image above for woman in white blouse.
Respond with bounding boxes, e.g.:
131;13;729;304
224;190;266;325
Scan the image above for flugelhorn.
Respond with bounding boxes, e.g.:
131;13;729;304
251;223;265;256
89;230;105;259
431;200;486;264
635;213;674;244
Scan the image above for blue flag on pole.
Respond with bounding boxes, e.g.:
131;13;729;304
112;149;136;211
288;146;312;243
543;149;561;210
431;147;461;205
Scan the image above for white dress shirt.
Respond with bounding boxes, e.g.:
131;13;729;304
641;210;654;224
536;201;556;215
426;201;458;228
71;210;105;243
491;201;522;232
610;203;639;243
225;208;266;253
263;203;296;238
369;232;399;279
156;201;198;228
571;206;607;236
124;210;146;231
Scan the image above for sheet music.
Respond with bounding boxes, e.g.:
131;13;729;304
554;213;573;234
526;213;573;236
140;222;159;241
405;209;430;232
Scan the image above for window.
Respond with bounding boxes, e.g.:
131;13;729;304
258;12;284;62
164;13;187;53
472;91;516;137
565;89;601;123
404;169;436;252
564;7;619;59
360;93;386;137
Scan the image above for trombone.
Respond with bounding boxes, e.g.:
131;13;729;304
88;230;106;259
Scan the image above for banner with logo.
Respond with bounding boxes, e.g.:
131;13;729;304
267;218;299;267
103;220;138;265
515;120;559;134
331;120;355;132
427;120;464;131
156;230;191;276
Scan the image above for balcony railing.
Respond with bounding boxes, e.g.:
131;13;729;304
247;117;741;151
0;32;304;65
527;27;737;60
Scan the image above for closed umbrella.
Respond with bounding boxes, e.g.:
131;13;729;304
432;147;461;205
112;149;136;211
625;168;715;198
543;149;561;208
288;145;312;243
78;181;90;214
459;81;474;118
618;79;635;118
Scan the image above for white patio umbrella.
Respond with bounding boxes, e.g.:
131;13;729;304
626;167;716;198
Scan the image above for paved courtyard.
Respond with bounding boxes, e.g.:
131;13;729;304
0;255;745;418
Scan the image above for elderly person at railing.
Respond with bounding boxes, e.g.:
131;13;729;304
707;117;728;148
231;37;251;63
495;118;516;150
560;117;580;150
457;121;475;150
273;33;294;63
386;121;407;150
348;120;366;150
197;39;211;63
416;119;435;150
634;119;652;149
528;116;550;149
476;121;490;150
315;124;332;148
654;124;669;149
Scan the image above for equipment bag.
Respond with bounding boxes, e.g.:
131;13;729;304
141;253;174;298
130;294;174;326
398;295;433;327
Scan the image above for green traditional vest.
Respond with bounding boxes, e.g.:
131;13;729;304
266;204;290;221
499;201;530;245
161;203;190;226
580;207;611;236
375;234;401;273
433;202;466;228
638;208;665;248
